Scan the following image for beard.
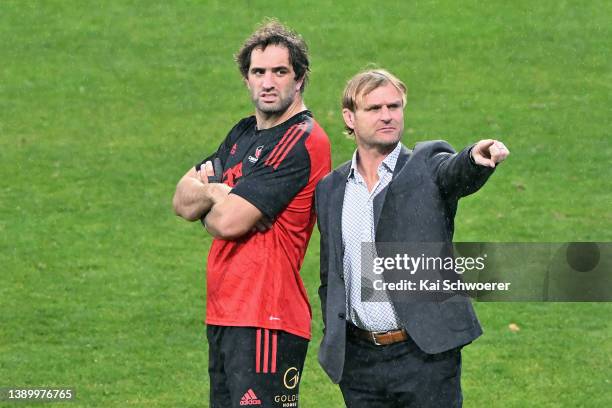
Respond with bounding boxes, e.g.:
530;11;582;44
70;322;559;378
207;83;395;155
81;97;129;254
252;92;295;116
363;139;401;153
357;128;403;154
362;130;402;147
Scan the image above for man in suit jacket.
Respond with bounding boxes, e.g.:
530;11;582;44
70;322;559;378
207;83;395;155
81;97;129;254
316;69;509;407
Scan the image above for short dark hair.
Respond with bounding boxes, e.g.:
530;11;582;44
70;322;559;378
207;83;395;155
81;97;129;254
235;19;310;93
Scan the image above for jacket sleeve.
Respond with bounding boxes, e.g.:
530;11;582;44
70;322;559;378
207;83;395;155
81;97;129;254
424;140;495;199
315;182;328;329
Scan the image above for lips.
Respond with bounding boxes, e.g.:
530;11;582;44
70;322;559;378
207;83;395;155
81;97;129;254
260;92;278;102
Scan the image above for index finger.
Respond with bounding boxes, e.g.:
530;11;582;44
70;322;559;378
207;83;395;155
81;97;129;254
478;139;495;150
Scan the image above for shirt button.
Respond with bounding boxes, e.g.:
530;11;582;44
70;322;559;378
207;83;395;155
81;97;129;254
338;313;345;320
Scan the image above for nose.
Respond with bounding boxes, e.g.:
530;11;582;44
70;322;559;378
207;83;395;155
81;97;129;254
380;105;392;122
262;71;275;90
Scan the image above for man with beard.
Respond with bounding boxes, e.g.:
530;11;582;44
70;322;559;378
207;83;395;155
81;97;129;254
315;69;509;407
173;20;330;408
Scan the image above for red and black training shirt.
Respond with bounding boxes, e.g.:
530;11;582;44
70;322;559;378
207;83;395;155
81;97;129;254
196;110;331;340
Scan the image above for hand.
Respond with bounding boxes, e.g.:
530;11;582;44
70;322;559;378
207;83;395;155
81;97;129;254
471;139;510;168
200;182;233;229
195;161;215;184
251;216;274;233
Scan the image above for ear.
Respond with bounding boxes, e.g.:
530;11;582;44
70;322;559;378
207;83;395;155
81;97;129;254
295;77;304;92
244;77;250;90
342;108;355;131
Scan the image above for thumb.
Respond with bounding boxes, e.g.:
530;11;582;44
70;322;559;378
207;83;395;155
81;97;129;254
476;139;495;155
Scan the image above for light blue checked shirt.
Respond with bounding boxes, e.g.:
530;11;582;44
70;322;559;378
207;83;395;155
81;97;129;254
342;143;402;331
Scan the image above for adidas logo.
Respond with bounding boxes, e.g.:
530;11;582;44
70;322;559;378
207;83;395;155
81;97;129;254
240;388;262;405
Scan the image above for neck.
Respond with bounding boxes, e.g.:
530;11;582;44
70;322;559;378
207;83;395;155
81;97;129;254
255;97;306;130
356;143;398;191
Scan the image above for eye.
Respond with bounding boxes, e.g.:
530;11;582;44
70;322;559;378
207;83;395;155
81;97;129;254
275;68;289;76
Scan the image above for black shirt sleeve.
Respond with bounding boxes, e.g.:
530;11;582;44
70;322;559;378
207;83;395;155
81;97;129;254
231;136;312;220
194;117;253;172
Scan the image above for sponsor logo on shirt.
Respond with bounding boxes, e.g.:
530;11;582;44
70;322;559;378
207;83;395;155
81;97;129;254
274;393;298;407
248;145;264;163
283;367;300;390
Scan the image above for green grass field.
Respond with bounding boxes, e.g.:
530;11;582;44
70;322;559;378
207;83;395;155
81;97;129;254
1;1;611;406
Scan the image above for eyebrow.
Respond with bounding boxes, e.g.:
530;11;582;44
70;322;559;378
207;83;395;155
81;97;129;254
363;100;403;110
250;65;291;72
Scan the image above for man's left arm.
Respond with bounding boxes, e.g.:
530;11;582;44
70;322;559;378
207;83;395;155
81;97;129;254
204;137;313;240
430;139;510;198
203;192;269;240
173;162;231;221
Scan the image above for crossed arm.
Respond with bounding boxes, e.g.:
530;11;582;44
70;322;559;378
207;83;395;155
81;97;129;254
172;162;271;240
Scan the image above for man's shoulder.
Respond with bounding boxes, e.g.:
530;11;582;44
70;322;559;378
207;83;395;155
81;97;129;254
224;116;256;142
303;116;331;151
294;111;330;142
317;160;350;192
233;115;256;131
334;159;352;175
412;140;456;156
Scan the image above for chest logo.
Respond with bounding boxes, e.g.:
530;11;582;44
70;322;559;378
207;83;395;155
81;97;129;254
248;145;264;163
230;143;237;155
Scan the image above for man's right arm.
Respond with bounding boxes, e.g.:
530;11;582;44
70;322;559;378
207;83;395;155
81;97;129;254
426;141;495;199
172;166;230;221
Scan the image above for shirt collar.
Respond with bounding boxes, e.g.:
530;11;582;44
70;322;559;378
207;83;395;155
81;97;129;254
347;142;402;181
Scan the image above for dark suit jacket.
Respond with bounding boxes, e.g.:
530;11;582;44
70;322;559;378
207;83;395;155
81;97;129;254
315;140;495;384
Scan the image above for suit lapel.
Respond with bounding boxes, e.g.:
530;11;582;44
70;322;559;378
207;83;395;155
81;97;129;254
373;144;412;229
393;145;412;177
